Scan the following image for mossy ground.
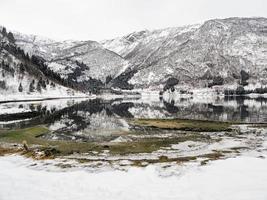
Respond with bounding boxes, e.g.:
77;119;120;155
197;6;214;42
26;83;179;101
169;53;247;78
0;126;49;145
130;118;233;132
0;126;97;157
0;125;210;157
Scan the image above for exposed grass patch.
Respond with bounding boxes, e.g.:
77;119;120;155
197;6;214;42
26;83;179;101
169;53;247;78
50;133;208;156
0;125;211;157
131;118;233;132
0;126;99;157
0;126;49;145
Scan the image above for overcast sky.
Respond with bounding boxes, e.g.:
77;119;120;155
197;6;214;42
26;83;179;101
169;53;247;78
0;0;266;41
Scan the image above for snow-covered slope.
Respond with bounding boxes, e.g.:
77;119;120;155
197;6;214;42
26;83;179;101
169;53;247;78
102;17;267;90
14;32;130;84
0;27;84;100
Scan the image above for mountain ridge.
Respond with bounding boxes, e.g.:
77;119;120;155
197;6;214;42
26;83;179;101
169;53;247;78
1;17;267;98
103;17;267;92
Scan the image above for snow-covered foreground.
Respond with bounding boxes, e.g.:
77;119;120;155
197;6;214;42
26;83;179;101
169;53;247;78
0;155;267;200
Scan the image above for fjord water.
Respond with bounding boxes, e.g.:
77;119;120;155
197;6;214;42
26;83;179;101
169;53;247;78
0;96;267;135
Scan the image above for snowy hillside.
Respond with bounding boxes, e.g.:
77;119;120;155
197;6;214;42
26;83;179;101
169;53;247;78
14;32;130;86
102;17;267;92
0;27;85;101
1;17;267;97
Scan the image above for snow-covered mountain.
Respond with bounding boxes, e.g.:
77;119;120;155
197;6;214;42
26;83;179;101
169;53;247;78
0;27;84;100
14;32;130;88
1;17;267;99
102;17;267;92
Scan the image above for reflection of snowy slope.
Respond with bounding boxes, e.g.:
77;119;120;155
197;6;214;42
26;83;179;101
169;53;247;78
3;96;267;135
0;99;83;115
88;111;128;133
129;105;170;119
126;96;267;122
0;99;86;128
47;105;130;141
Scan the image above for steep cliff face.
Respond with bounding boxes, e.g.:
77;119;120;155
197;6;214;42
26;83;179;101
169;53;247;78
102;18;267;90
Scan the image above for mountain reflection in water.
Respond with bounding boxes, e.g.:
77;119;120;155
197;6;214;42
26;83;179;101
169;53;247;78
1;96;267;140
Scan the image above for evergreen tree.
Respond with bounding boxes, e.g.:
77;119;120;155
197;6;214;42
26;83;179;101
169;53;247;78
29;80;35;92
1;27;7;36
240;70;249;86
50;82;56;88
25;53;30;61
41;79;46;89
105;75;112;84
37;80;42;92
0;81;6;89
19;63;25;74
7;32;15;43
163;78;179;91
18;83;23;92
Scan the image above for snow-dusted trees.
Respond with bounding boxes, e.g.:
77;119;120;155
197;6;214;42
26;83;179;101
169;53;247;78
31;55;76;90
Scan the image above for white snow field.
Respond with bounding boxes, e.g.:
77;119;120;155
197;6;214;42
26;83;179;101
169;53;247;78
0;154;267;200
